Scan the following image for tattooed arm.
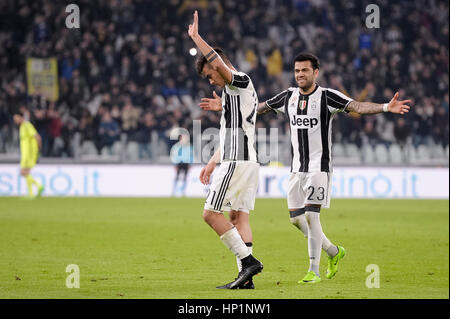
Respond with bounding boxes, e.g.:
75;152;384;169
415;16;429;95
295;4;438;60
346;101;385;114
347;92;411;115
257;102;274;115
188;10;232;84
257;90;291;115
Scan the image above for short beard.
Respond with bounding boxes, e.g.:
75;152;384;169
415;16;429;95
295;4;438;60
299;80;314;92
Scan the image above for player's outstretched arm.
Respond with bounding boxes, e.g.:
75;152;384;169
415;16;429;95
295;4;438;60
188;10;232;84
347;92;411;115
257;89;290;115
199;91;222;111
257;102;274;115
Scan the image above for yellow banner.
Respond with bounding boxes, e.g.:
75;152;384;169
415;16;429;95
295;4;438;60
26;57;59;102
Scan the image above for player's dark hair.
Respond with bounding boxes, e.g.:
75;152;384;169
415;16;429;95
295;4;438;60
294;53;320;70
195;47;230;75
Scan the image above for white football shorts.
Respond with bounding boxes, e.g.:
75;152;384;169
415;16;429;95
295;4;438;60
287;171;332;209
204;161;259;213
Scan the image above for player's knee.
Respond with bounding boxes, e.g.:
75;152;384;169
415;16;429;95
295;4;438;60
289;216;297;227
289;208;305;224
289;217;297;227
202;209;217;224
289;208;309;237
305;206;321;224
202;210;210;222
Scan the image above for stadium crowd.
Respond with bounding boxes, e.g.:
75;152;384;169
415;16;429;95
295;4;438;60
0;0;448;161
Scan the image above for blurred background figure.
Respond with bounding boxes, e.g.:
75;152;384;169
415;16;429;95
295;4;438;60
97;110;120;155
13;111;44;198
135;112;157;159
170;134;193;197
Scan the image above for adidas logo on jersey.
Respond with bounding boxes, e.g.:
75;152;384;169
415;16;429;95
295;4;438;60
291;115;319;128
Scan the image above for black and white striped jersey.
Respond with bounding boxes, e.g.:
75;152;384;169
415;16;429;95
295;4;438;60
265;84;353;172
219;70;258;162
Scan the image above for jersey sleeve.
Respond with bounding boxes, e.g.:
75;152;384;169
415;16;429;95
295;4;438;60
325;88;353;113
265;89;291;114
230;70;251;89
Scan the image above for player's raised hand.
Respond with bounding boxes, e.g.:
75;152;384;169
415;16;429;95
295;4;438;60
388;92;412;115
188;10;199;39
199;91;222;111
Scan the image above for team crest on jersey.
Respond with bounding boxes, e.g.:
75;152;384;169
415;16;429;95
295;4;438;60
299;100;307;110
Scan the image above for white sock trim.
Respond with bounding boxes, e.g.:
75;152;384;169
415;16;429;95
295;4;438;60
220;227;251;260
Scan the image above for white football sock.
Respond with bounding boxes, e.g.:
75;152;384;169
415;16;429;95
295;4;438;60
291;212;338;257
321;234;339;257
236;243;252;272
305;210;323;276
220;227;251;260
290;214;309;238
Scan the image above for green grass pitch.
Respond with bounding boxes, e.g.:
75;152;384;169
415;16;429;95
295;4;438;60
0;197;448;299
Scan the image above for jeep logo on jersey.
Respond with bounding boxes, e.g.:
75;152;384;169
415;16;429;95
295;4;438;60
291;115;319;128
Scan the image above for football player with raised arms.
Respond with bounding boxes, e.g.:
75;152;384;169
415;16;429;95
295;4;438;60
188;10;263;289
258;53;411;283
201;52;411;283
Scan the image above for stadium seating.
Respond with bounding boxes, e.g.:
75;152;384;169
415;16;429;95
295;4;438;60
80;141;97;157
126;142;139;161
388;144;404;164
332;143;345;157
416;145;431;164
431;144;445;160
344;143;362;165
361;144;375;164
374;144;389;164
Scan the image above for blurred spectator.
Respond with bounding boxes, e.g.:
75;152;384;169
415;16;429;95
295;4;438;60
60;119;76;157
362;119;379;147
376;114;395;148
432;106;449;147
79;112;96;143
33;108;50;156
121;98;141;139
394;117;410;148
47;107;63;156
60;53;81;80
135;112;157;159
412;105;433;147
97;111;120;154
266;46;283;76
0;105;10;152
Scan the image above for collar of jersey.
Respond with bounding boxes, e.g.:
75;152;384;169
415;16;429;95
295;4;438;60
298;83;319;97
